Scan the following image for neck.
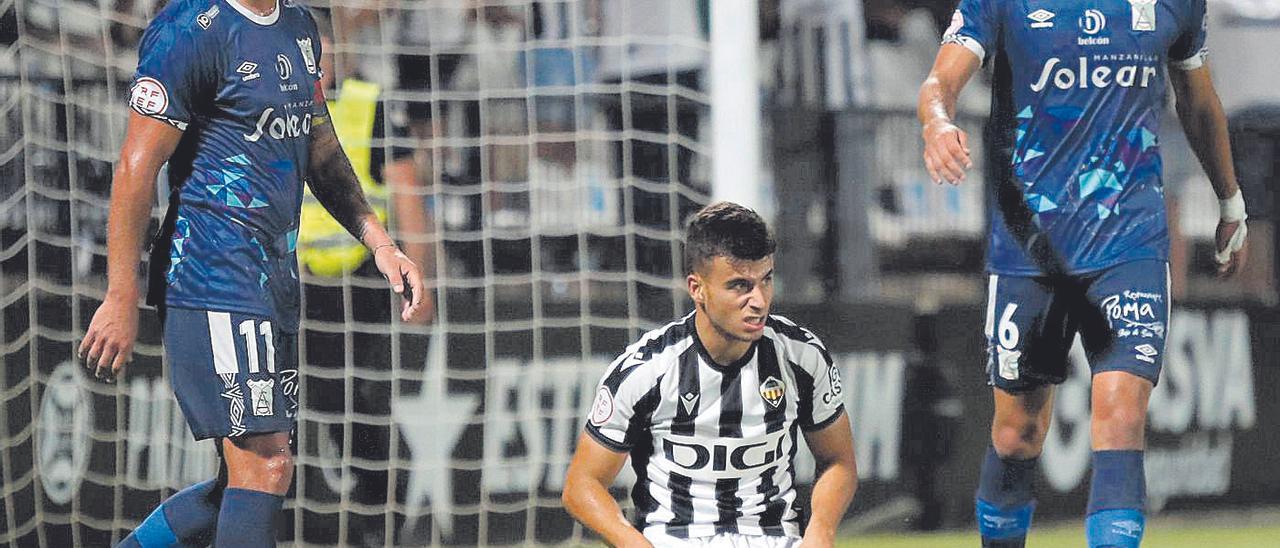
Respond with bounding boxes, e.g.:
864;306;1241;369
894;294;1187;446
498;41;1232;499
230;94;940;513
694;310;752;366
234;0;277;16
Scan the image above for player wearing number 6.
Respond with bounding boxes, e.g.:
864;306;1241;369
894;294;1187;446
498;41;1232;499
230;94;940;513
563;203;858;547
77;0;428;546
918;0;1247;546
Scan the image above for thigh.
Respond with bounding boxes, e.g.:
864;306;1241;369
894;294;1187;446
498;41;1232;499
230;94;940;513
165;308;299;440
1083;260;1169;385
984;274;1078;393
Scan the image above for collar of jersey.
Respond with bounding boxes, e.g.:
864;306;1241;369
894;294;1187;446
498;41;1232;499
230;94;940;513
225;0;280;26
690;318;759;372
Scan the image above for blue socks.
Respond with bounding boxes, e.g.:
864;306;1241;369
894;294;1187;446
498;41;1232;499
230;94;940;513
214;488;284;548
118;479;222;547
976;446;1037;547
1086;450;1146;548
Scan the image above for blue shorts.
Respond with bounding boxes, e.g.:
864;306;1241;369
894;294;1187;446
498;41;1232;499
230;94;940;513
984;260;1169;392
164;307;299;440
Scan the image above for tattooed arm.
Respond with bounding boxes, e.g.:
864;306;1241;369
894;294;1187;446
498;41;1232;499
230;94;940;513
307;106;428;322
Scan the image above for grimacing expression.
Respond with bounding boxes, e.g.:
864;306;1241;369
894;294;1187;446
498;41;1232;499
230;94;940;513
693;255;774;343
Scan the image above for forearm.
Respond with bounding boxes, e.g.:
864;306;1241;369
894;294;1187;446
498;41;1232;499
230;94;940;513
804;459;858;541
306;123;390;248
104;164;158;300
387;159;434;273
563;475;649;547
1177;97;1239;200
918;76;959;128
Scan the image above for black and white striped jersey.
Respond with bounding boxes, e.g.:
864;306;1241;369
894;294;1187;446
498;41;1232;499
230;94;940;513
584;312;846;540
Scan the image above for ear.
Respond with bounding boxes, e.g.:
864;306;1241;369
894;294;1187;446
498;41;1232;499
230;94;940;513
687;272;703;305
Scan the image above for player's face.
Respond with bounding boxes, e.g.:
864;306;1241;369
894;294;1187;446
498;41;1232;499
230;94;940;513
690;255;774;344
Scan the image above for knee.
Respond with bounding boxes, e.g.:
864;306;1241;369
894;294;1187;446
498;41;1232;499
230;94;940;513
1092;404;1147;449
992;420;1047;459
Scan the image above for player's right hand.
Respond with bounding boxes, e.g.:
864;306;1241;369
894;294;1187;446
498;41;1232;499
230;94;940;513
922;119;972;185
79;294;139;383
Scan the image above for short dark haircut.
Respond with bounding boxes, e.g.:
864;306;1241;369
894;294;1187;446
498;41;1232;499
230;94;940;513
683;202;776;274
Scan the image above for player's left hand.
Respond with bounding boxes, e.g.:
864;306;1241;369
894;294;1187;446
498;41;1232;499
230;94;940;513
1214;218;1248;277
797;533;835;548
373;244;429;323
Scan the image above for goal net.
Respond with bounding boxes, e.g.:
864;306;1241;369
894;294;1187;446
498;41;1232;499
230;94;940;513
0;0;710;545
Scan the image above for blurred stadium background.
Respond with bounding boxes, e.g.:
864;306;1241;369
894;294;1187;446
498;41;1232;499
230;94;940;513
2;0;1279;546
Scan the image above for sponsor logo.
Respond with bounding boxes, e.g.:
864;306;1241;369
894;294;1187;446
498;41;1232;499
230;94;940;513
759;376;786;408
1129;0;1156;31
37;362;92;504
297;37;318;75
662;431;787;476
248;378;275;416
1030;57;1158;92
1103;290;1166;339
129;77;168;116
1028;9;1056;29
243;107;312;142
589;387;613;427
680;392;700;415
196;5;220;30
276;54;292;80
1081;9;1107;35
237;61;260;82
823;364;844;404
1135;343;1159;364
981;514;1021;530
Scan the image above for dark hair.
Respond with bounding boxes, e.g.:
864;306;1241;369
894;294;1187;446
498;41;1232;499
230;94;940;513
683;202;776;274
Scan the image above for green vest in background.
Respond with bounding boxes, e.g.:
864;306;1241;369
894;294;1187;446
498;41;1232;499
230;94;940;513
298;79;390;277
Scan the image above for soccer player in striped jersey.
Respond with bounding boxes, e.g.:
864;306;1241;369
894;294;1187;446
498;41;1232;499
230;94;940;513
563;202;858;547
919;0;1248;546
78;0;428;546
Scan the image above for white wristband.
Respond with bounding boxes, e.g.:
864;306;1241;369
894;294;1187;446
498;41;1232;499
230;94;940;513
1219;190;1247;223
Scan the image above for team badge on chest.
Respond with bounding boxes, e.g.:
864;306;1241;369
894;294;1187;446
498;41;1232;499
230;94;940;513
759;376;786;408
1128;0;1156;31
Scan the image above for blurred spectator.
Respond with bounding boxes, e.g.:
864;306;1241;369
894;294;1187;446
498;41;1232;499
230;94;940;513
775;0;872;109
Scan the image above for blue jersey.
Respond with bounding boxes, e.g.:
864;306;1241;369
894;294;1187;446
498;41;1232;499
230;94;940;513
131;0;324;330
943;0;1208;275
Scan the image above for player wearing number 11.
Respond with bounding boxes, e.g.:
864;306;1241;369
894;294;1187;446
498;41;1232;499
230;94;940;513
77;0;428;546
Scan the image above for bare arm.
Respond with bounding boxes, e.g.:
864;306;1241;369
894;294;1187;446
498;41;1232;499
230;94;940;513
79;112;182;379
307;107;429;321
918;43;982;184
801;411;858;547
562;433;651;548
385;156;435;323
1169;62;1248;276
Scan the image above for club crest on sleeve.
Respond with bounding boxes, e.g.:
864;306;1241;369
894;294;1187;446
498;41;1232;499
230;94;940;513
589;387;614;426
759;376;786;408
248;378;275;416
129;77;168;116
296;37;318;75
827;365;843;398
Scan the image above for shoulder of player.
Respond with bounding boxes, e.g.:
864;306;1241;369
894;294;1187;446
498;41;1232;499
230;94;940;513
600;313;697;390
764;314;832;366
147;0;221;33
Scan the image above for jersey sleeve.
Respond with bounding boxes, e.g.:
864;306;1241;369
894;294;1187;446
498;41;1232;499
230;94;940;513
584;352;658;453
1169;0;1208;71
941;0;1000;64
130;20;213;130
799;334;845;431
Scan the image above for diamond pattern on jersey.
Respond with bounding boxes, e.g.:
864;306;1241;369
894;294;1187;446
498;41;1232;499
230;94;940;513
167;215;191;283
204;155;269;209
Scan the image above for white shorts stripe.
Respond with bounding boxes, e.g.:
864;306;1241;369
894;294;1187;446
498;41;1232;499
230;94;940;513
207;311;239;375
984;274;999;340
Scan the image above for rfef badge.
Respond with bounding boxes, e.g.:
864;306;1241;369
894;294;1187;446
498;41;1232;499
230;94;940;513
1128;0;1156;31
